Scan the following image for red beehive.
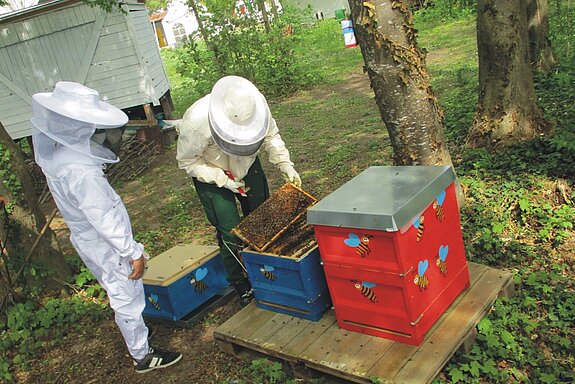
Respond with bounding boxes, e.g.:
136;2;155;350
307;166;470;345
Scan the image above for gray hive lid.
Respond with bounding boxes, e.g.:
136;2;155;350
307;166;456;232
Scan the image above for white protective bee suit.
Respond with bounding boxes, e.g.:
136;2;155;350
31;82;150;361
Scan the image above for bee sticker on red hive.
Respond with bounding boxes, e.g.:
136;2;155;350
413;215;425;242
433;190;446;221
344;233;374;257
259;265;276;281
436;245;449;274
414;260;429;289
353;280;378;303
189;267;209;294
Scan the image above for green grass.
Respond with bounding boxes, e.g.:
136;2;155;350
293;19;363;85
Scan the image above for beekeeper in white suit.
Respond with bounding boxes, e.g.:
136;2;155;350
31;81;182;374
176;75;301;307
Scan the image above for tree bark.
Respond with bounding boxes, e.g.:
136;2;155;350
468;0;550;148
0;122;71;310
527;0;556;71
348;0;453;167
268;0;279;20
256;0;271;32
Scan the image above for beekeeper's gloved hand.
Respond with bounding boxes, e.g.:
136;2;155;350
224;178;250;194
279;163;302;188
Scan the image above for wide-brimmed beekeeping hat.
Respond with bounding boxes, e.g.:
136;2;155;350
208;76;270;156
32;81;128;128
31;81;128;165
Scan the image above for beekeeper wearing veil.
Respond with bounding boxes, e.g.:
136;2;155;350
31;81;181;374
176;75;302;307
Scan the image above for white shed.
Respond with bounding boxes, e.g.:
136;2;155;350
0;0;173;140
150;0;198;49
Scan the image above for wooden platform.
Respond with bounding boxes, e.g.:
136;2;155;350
214;262;514;383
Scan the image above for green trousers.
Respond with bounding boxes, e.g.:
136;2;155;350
192;157;270;285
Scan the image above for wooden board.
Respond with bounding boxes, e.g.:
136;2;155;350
214;262;514;384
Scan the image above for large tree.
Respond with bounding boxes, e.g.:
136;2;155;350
467;0;550;148
0;123;71;311
348;0;454;167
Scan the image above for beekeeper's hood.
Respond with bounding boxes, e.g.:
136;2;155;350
208;76;270;156
31;81;128;168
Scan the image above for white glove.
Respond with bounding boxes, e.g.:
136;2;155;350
224;178;249;195
279;163;302;188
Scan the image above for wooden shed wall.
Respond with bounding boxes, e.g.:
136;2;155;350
0;0;170;140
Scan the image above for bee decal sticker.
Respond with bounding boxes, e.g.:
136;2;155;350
260;265;276;281
413;215;425;242
433;190;446;221
147;293;161;310
344;233;374;258
436;245;449;274
414;260;429;289
353;280;378;303
189;267;209;293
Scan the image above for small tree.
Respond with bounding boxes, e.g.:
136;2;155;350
0;122;72;312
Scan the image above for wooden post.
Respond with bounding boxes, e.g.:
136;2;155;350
135;103;164;153
160;91;175;120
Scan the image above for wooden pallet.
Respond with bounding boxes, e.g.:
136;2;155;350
214;262;514;383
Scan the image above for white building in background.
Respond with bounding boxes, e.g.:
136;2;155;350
150;0;198;48
283;0;348;19
149;0;283;49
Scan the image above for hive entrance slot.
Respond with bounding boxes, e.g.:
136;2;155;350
258;300;312;315
342;320;413;338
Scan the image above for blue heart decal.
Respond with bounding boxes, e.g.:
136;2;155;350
344;233;360;247
418;260;429;276
195;267;208;280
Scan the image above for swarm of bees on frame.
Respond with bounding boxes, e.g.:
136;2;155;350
233;183;317;257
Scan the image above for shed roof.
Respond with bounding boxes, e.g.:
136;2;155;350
149;10;167;22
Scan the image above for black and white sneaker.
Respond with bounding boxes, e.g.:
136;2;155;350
134;346;182;374
239;288;254;307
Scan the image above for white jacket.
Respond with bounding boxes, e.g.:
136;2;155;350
41;149;144;261
176;94;293;186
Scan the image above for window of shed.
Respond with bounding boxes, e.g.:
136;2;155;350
173;23;186;46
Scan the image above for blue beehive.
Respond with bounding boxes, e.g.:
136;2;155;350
242;245;331;321
143;244;228;321
234;183;331;321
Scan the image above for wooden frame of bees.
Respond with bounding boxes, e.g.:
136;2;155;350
232;183;318;256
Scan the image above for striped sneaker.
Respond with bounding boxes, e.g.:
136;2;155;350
134;346;182;373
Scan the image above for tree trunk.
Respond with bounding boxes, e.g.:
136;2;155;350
0;122;71;310
268;0;279;20
348;0;453;166
188;0;225;75
256;0;271;32
468;0;550;148
527;0;556;71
